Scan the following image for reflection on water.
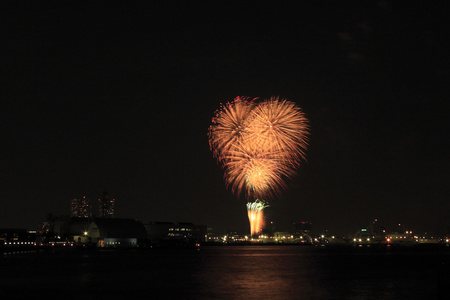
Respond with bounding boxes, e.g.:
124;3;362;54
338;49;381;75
1;246;449;299
196;246;326;299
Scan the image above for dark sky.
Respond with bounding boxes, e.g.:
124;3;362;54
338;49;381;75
1;1;449;235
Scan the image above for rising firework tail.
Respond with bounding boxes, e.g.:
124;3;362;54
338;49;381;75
247;200;269;236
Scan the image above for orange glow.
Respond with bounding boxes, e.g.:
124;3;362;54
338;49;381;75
224;145;291;199
247;200;268;236
246;98;309;163
208;96;256;164
209;96;309;200
248;207;264;236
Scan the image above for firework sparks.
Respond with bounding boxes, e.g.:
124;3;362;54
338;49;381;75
208;96;256;164
247;200;269;236
209;96;309;235
224;143;292;199
247;97;309;163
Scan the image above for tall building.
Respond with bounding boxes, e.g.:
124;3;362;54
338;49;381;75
70;196;91;218
98;191;115;218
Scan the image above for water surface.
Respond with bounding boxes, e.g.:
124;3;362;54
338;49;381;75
1;245;449;299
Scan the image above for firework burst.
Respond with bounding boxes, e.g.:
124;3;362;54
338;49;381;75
247;97;309;164
208;96;256;164
209;96;309;235
223;143;292;200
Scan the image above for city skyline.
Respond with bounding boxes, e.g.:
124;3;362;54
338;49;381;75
1;1;448;236
4;192;448;237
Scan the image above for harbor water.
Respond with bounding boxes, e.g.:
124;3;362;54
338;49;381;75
1;245;449;299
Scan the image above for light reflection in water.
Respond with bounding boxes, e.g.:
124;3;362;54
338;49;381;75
194;246;445;299
195;246;328;299
1;245;446;299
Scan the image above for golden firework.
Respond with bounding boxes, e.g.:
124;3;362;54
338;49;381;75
209;95;309;234
247;97;309;164
247;200;268;236
209;96;309;199
224;143;292;200
208;96;256;164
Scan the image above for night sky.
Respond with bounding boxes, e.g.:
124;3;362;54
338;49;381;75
1;1;449;235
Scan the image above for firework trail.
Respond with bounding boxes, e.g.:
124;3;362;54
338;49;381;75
247;200;269;236
209;96;309;235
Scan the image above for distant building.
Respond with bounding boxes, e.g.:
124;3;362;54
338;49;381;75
70;196;91;218
0;228;36;248
385;225;416;244
87;218;147;248
68;218;92;244
293;221;312;235
0;228;31;242
42;215;92;243
98;191;115;218
171;222;207;243
353;228;375;244
292;221;313;243
144;222;207;245
273;232;293;243
144;221;173;244
369;218;386;243
206;227;222;243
